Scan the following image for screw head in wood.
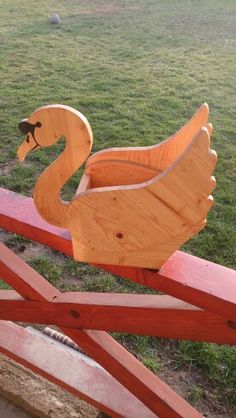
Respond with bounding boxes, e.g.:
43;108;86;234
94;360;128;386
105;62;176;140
70;310;80;319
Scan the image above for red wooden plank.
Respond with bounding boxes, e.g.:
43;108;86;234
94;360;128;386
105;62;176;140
0;242;60;301
1;188;235;321
0;290;23;300
0;291;235;344
0;188;72;255
100;260;236;321
62;327;203;418
0;321;156;418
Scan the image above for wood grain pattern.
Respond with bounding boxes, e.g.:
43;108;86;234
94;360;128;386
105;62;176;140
76;173;91;195
17;104;216;268
69;128;216;268
18;104;93;229
1;188;236;322
87;160;161;187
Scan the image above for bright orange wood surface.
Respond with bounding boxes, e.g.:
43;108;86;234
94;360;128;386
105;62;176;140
16;104;216;268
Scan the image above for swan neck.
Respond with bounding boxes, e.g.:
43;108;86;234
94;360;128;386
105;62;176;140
33;110;93;228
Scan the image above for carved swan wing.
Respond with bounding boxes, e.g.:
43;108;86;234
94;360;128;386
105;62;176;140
85;103;211;188
67;126;216;269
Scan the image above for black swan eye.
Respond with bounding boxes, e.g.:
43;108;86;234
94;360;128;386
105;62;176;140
26;135;30;143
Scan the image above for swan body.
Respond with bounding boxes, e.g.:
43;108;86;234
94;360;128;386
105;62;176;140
18;103;216;268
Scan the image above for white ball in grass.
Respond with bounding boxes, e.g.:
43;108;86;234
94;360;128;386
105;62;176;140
49;13;61;25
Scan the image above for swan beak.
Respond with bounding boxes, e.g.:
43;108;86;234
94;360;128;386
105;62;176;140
17;138;29;161
18;118;42;161
17;136;39;161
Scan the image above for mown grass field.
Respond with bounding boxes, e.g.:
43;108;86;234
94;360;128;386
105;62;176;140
0;0;236;415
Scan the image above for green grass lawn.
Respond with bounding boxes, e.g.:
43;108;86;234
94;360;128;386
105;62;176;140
0;0;236;413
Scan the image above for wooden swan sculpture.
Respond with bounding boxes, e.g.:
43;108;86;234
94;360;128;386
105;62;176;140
17;103;217;268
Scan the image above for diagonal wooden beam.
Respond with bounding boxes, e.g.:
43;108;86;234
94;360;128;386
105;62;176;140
61;327;203;418
0;290;236;344
0;242;59;301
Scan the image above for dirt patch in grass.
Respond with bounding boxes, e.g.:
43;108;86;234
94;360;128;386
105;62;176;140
156;341;236;417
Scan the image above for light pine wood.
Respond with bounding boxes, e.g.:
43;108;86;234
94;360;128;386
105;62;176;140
69;128;216;268
75;173;91;195
86;103;212;180
17;104;216;268
18;105;93;228
87;160;161;187
86;109;213;188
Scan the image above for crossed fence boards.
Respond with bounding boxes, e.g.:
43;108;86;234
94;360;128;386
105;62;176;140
0;187;236;418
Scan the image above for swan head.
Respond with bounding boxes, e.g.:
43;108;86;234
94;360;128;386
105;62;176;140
17;104;93;162
17;105;74;162
17;118;43;161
